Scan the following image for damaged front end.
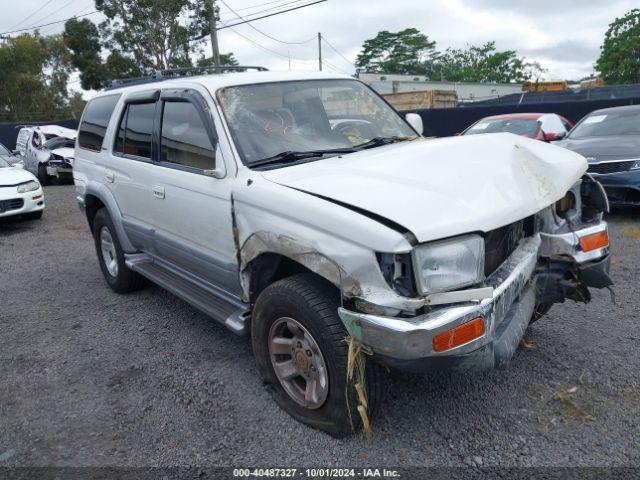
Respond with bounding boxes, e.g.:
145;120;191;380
45;152;74;181
339;174;612;373
536;174;612;306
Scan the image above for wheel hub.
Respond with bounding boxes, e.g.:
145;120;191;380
268;317;329;410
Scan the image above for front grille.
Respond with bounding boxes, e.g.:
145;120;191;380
484;217;535;277
0;198;24;213
588;161;633;175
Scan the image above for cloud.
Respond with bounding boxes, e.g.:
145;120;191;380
1;0;635;82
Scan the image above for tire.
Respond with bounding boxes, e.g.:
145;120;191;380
92;208;146;294
37;164;49;186
252;273;385;438
530;302;553;324
23;211;43;220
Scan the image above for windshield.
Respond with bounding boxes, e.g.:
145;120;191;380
464;118;541;138
0;143;9;156
44;136;75;150
0;157;10;168
568;109;640;139
217;79;417;167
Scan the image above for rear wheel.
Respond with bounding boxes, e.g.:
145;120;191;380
92;208;145;293
252;273;384;437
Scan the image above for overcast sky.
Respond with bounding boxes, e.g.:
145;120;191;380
1;0;636;92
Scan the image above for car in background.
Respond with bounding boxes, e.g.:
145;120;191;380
15;125;76;185
462;113;573;141
0;142;24;169
555;105;640;206
0;156;44;220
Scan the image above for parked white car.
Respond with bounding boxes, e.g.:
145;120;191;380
0;156;44;220
73;69;611;437
15;125;76;185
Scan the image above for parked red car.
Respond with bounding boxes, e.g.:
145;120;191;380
461;113;573;141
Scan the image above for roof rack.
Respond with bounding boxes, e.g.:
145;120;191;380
105;65;269;91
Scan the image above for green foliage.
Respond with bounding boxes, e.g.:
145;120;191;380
437;42;545;83
355;28;438;75
198;53;240;67
64;0;240;89
355;30;546;83
596;9;640;84
0;34;74;121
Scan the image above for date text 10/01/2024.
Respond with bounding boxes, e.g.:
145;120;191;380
232;468;401;478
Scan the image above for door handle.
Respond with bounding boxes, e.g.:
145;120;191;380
105;170;115;183
152;185;165;199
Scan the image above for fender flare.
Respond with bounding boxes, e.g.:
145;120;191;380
84;181;136;253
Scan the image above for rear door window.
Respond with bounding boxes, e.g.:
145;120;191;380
160;101;215;170
78;94;121;151
114;102;155;159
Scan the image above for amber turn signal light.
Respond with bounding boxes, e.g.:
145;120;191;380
432;317;485;353
579;230;609;252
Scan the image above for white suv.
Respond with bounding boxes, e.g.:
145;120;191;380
74;68;612;437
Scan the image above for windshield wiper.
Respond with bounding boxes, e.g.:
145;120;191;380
353;136;414;150
249;148;356;168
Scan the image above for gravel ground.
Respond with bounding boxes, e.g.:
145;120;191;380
0;184;639;468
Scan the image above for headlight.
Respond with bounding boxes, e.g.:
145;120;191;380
17;180;40;193
412;234;485;295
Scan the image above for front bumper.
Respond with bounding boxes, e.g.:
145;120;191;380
0;186;45;218
339;221;610;372
590;169;640;206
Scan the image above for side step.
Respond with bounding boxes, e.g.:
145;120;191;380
125;254;250;335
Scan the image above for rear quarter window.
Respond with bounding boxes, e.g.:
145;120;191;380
78;94;121;152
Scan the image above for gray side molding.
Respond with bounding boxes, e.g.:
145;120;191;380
84;181;136;253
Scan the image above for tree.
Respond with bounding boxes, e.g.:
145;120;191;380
596;9;640;84
64;0;240;89
435;42;544;83
197;53;240;67
0;34;73;121
355;28;438;75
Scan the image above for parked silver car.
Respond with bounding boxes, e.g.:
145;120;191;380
74;68;611;437
15;125;76;185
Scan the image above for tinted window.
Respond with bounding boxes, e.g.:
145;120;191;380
160;101;214;169
115;102;155;158
568;109;640;139
78;94;120;151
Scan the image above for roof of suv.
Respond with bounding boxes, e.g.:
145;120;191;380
97;71;354;98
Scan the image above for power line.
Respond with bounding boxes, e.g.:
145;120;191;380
219;0;309;24
40;5;93;35
20;0;79;32
219;0;305;15
321;34;354;66
223;22;315;63
0;11;98;36
217;0;327;31
218;0;315;45
5;0;57;32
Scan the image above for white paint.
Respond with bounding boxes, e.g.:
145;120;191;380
261;132;587;243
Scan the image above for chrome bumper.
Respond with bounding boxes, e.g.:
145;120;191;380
338;220;610;367
339;236;540;362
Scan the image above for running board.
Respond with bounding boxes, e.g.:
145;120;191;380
125;254;250;335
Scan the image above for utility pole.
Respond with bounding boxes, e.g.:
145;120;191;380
318;32;322;71
208;0;221;66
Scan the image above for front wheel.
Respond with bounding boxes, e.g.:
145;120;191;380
251;273;384;438
37;164;49;186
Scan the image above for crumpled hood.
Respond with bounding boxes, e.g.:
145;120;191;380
51;147;75;160
261;133;587;243
0;167;38;186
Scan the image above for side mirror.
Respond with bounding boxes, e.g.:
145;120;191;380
12;149;20;155
543;131;565;142
405;113;424;136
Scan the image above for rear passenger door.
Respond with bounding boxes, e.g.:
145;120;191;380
107;91;161;251
149;88;240;295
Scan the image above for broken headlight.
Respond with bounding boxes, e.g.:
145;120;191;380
412;234;485;295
